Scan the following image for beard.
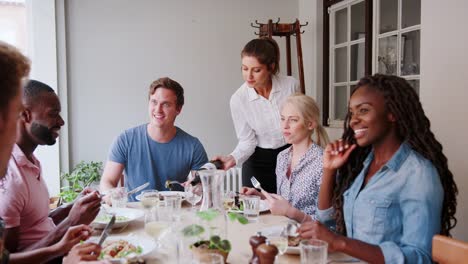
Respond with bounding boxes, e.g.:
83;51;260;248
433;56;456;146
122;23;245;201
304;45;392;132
31;122;57;145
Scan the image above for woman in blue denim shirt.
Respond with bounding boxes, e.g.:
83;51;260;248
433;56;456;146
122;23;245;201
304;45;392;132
299;75;458;264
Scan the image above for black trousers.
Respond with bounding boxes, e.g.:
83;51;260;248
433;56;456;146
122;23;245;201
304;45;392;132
242;145;290;194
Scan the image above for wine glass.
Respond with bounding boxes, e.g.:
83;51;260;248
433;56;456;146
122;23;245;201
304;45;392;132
268;227;289;263
184;171;202;211
140;189;159;211
144;208;169;249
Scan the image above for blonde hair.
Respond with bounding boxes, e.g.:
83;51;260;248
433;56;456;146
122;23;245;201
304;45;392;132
282;93;329;148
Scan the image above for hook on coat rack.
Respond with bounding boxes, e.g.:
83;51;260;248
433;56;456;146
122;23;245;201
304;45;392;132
248;18;308;94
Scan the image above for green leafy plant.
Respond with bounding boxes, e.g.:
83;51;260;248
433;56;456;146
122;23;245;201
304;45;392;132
182;209;247;253
58;161;103;203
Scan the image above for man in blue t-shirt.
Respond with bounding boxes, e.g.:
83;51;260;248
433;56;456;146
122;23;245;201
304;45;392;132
100;77;208;201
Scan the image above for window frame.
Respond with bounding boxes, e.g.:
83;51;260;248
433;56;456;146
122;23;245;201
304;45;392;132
373;0;421;92
323;0;421;126
322;0;373;126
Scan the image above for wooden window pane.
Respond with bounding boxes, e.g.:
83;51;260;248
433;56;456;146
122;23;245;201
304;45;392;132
402;0;421;29
335;8;348;44
334;86;348;120
335;46;348;83
351;1;365;41
377;35;398;75
407;79;420;94
351;42;365;81
379;0;398;33
401;30;420;75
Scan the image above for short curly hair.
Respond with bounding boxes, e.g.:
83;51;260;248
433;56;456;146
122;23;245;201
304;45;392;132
0;41;30;113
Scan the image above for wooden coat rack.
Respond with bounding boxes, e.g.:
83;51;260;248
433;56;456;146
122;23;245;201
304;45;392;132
251;18;308;94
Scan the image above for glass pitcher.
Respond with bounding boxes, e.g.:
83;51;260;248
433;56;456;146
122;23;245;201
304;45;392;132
198;169;227;239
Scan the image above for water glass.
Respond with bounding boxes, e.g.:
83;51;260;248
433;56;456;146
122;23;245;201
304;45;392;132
164;194;182;221
243;195;260;223
185;184;202;211
110;187;127;208
300;239;328;264
140;189;159;210
195;253;224;264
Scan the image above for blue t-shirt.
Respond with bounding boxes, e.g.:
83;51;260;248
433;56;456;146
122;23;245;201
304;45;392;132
108;124;208;201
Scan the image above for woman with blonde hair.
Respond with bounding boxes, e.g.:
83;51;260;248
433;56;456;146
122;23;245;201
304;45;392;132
242;93;329;222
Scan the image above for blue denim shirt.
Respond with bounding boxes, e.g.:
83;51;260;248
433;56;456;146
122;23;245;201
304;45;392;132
317;143;443;264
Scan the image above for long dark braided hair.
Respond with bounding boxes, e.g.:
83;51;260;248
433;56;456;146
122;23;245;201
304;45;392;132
332;74;458;236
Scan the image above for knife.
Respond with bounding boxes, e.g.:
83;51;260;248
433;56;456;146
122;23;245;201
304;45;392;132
127;182;150;196
98;214;116;246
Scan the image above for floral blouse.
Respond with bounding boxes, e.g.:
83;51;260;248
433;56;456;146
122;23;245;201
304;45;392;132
275;143;323;218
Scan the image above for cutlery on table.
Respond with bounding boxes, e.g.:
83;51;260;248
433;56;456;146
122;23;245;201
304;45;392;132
127;182;150;196
165;180;184;190
98;214;116;246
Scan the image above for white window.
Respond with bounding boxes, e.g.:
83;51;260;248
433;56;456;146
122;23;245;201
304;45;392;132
326;0;421;126
374;0;421;92
328;0;366;126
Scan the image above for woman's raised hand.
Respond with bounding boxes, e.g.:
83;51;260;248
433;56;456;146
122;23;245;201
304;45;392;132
323;139;357;171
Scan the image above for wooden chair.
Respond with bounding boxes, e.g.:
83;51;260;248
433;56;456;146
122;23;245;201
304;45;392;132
432;234;468;263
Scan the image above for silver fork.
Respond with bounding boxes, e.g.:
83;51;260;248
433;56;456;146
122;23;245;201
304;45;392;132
250;176;265;192
250;176;273;200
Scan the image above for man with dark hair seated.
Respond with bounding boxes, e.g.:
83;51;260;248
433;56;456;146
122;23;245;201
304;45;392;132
0;79;101;254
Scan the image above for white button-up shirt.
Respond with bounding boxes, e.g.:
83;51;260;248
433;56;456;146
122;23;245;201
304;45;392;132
229;75;299;165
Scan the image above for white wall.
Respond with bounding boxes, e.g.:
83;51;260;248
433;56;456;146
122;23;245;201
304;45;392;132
64;0;299;165
421;0;468;241
27;0;61;196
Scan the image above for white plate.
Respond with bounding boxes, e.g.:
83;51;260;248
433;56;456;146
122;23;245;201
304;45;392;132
89;234;156;260
91;207;145;229
135;191;186;201
260;225;300;254
228;199;270;213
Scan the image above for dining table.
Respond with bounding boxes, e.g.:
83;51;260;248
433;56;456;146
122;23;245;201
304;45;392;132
95;202;365;264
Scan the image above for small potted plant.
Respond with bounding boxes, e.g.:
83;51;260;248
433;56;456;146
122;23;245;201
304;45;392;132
58;161;103;204
181;209;247;262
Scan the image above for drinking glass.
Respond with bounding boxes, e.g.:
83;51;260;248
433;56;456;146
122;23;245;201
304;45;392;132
223;191;236;211
144;208;169;249
195;253;224;264
300;239;328;264
110;187;127;208
185;183;202;211
269;234;288;256
164;194;182;221
243;195;260;222
140;189;159;210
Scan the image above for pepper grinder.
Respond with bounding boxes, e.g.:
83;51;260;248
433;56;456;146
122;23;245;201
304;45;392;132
249;231;267;264
256;239;279;264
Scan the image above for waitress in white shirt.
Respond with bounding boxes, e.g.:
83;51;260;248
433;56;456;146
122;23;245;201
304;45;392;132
214;37;300;193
